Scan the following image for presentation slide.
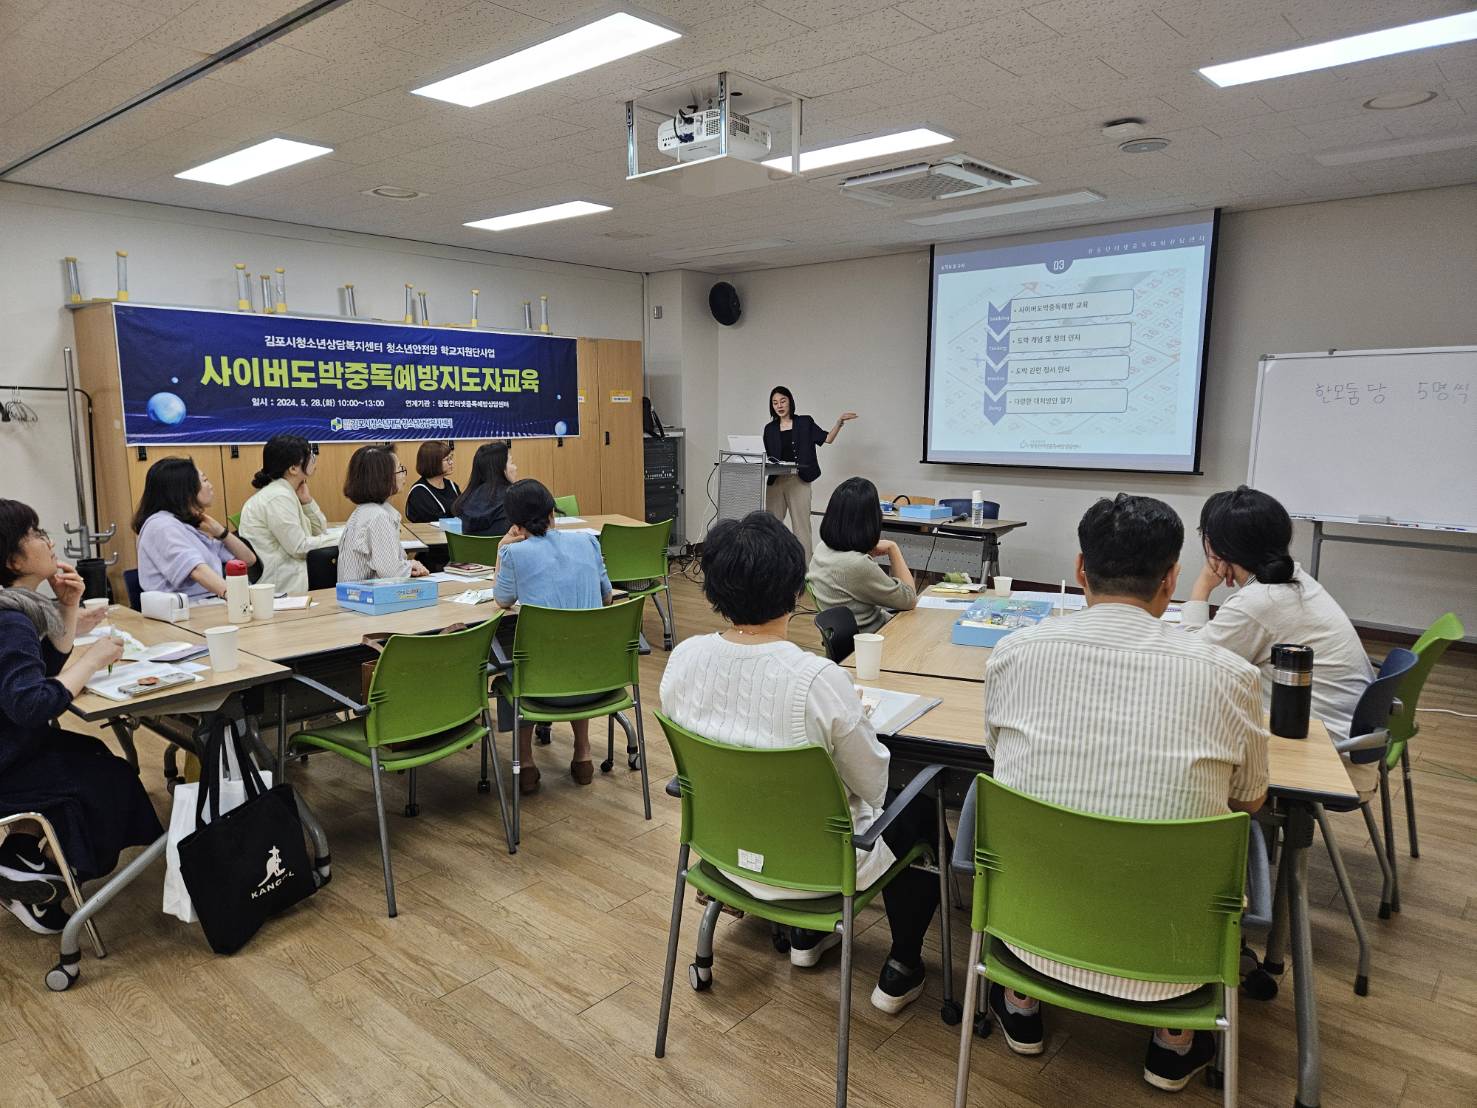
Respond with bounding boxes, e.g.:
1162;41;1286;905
924;211;1217;472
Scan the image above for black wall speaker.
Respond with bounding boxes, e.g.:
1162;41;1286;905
709;281;742;326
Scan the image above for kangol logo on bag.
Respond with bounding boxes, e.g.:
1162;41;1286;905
251;844;296;899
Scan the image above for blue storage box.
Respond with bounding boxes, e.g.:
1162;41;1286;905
898;504;956;521
336;577;439;615
951;598;1055;647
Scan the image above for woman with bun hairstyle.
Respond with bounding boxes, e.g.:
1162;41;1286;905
1183;486;1372;748
237;434;335;595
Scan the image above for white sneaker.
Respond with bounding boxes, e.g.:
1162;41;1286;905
789;929;841;967
3;898;71;936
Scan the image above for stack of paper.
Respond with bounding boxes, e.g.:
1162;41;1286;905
85;662;205;702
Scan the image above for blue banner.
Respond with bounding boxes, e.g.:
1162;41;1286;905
114;304;580;445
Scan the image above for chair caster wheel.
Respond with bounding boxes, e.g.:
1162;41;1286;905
972;1012;992;1039
1262;959;1284;976
477;780;491;793
662;638;674;650
1355;974;1368;996
403;803;419;817
600;758;614;773
535;724;552;745
45;964;77;991
771;927;791;954
628;753;640;770
1378;902;1391;919
1206;1068;1224;1090
940;1000;962;1026
689;963;713;991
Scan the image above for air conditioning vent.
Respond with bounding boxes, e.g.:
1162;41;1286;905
839;155;1036;206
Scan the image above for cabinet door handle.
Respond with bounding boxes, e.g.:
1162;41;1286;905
604;431;610;446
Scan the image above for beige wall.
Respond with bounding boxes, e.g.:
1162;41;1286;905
0;182;643;551
703;184;1477;634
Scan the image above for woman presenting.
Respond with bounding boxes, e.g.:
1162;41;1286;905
762;386;856;560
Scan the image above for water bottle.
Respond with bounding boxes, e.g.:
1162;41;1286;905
1270;643;1314;738
225;559;252;623
970;490;984;527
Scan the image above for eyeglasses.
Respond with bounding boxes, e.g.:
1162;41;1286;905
395;466;408;477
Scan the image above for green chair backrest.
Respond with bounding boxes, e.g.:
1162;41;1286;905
553;494;579;516
971;774;1247;989
227;512;241;530
599;520;671;582
1388;612;1464;749
446;530;502;566
508;598;645;700
656;711;860;896
365;617;501;749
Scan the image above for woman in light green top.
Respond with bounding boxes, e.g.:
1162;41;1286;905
808;476;917;634
238;434;335;595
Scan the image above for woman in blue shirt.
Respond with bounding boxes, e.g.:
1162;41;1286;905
494;479;612;793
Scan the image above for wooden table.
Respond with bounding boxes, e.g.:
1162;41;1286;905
402;512;646;547
842;606;991;682
177;577;494;631
53;606;297;994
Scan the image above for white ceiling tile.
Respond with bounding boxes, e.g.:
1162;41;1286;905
145;0;309;52
757;0;897;31
895;0;1034;34
85;39;208;88
283;1;425;59
1279;0;1470;40
735;7;934;79
16;0;170;55
391;1;550;66
781;54;901;98
872;10;1058;72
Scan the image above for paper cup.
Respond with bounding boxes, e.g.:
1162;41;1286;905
83;597;109;611
992;575;1013;598
853;633;885;681
204;625;240;672
249;583;276;621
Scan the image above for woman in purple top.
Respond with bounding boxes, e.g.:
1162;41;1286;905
133;458;256;599
0;500;163;936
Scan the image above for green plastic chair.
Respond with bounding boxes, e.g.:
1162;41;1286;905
446;530;501;568
492;599;650;845
1383;612;1464;868
285;617;507;916
599;519;675;649
553;494;579;516
654;712;954;1108
227;512;241;530
953;775;1247;1108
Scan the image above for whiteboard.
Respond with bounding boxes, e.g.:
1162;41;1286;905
1247;347;1477;532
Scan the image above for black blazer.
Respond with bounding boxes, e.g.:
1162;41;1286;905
763;414;828;483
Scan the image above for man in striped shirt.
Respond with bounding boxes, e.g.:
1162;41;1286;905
983;493;1268;1092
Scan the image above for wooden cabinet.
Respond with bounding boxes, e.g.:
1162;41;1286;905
71;303;643;595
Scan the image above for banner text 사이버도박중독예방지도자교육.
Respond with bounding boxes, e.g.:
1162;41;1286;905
114;304;580;445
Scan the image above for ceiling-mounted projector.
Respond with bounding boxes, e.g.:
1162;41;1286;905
657;108;772;163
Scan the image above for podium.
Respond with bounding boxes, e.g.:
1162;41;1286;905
714;451;797;531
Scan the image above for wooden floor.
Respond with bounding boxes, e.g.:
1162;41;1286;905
3;577;1475;1108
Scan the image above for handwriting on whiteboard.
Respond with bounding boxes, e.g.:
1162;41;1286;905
1315;381;1470;406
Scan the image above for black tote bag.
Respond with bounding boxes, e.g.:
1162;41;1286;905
178;717;317;954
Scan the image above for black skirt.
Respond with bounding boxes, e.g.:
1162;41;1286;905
0;729;163;881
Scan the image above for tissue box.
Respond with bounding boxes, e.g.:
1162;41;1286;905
951;598;1055;647
898;504;955;521
336;578;439;615
437;517;464;533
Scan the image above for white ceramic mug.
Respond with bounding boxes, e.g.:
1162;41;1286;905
853;633;885;681
204;625;240;672
249;583;276;622
993;575;1014;598
83;597;109;611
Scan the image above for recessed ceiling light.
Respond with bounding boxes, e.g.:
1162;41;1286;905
762;127;953;173
1362;90;1438;110
906;190;1104;226
1119;137;1170;154
1313;131;1477;166
365;185;423;199
413;11;681;107
175;138;332;186
1199;11;1477;88
464;201;612;231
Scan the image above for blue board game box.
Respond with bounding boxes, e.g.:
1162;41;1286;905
336;577;439;615
951;597;1055;647
897;504;956;521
